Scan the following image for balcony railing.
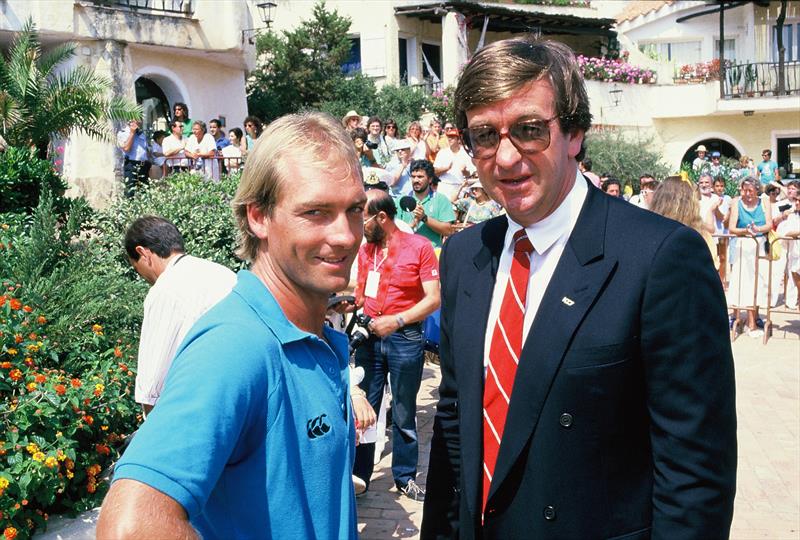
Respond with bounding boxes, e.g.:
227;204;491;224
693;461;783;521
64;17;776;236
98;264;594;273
406;79;443;96
89;0;192;15
721;61;800;99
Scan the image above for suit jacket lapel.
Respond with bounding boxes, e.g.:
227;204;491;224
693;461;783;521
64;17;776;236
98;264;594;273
456;217;507;517
488;184;618;503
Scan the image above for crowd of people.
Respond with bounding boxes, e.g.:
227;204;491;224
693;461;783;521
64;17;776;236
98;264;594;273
97;34;800;540
117;102;265;196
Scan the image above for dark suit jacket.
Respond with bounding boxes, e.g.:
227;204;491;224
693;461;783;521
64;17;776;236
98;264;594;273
421;180;737;540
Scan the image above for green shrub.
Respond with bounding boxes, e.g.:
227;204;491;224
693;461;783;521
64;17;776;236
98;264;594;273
318;73;378;122
428;86;456;125
680;158;741;197
375;84;432;133
0;288;139;539
584;129;672;193
0;148;68;214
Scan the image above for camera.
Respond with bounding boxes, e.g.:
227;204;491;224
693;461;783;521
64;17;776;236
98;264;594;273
348;314;372;354
365;140;379;150
779;203;792;213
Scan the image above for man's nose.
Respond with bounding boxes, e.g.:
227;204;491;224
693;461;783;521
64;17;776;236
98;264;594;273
493;135;522;169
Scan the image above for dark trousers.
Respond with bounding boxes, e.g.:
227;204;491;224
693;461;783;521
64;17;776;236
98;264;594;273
123;159;150;198
353;323;425;489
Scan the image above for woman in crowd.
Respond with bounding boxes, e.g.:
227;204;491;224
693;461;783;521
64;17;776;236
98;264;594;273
650;176;717;267
365;116;392;168
405;121;427;160
783;196;800;305
727;176;773;337
184;120;217;180
453;180;504;229
241;116;262;155
342;110;361;133
352;127;376;168
383;119;399;146
222;127;244;172
424;118;447;162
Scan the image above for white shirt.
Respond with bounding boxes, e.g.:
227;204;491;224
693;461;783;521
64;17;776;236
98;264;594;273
162;134;188;168
185;133;218;179
483;170;588;368
434;146;476;188
136;254;237;405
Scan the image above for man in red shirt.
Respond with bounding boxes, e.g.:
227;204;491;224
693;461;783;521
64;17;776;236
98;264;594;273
352;189;440;501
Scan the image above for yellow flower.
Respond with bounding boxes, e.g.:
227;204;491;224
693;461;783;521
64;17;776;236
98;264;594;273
26;344;39;353
100;425;109;431
0;478;9;489
44;456;58;468
26;382;37;391
56;450;66;461
25;443;39;455
55;431;63;438
32;452;45;462
66;470;74;479
91;324;103;335
6;348;17;356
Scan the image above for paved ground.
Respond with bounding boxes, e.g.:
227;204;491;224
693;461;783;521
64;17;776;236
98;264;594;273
37;312;799;539
356;312;800;540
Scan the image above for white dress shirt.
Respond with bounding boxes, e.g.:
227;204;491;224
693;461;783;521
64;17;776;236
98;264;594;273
483;170;588;368
136;254;237;405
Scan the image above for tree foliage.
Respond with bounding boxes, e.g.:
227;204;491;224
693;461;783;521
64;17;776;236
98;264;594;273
584;129;672;192
0;19;140;158
248;1;353;122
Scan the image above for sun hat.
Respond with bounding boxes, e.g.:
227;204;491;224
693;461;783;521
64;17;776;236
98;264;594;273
392;138;412;151
696;144;707;152
342;110;360;126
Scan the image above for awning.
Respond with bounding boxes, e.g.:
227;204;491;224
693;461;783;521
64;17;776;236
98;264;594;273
394;1;616;37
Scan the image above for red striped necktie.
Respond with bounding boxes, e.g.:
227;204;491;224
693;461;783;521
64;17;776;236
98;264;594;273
482;229;534;513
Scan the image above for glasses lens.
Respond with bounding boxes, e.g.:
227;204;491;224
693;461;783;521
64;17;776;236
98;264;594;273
464;118;554;158
464;127;499;158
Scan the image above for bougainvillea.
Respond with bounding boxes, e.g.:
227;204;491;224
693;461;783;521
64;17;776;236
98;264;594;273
577;52;657;84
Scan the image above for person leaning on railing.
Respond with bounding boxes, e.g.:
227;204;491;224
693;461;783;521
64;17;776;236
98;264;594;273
727;175;773;338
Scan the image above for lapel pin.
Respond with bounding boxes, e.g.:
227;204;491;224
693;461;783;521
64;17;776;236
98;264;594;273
561;297;575;307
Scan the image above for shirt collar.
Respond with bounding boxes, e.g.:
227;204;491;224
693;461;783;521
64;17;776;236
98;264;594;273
504;168;588;255
232;270;345;348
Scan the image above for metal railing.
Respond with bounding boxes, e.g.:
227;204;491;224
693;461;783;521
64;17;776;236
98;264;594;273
721;61;800;99
161;155;243;181
89;0;193;15
406;79;443;96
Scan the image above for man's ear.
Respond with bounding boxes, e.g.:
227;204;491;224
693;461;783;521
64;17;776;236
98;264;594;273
134;246;150;261
567;129;585;160
246;202;270;241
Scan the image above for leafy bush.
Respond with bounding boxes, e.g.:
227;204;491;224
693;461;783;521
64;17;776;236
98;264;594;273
318;73;378;122
0;148;68;214
428;86;456;125
584;129;672;192
679;158;741;197
0;288;139;539
375;84;432;134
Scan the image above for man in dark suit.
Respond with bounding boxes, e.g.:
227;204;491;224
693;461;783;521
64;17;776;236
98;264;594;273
421;37;737;540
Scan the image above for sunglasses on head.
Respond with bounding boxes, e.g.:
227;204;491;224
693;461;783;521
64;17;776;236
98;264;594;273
462;115;560;159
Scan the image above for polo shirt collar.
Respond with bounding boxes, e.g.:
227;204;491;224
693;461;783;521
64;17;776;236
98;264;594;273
504;168;587;255
233;270;327;345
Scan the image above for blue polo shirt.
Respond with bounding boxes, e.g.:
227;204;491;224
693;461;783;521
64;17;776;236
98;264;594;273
113;270;357;539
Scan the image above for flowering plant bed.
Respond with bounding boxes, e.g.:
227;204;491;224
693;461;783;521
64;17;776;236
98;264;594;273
577;52;657;84
675;59;721;83
0;286;139;539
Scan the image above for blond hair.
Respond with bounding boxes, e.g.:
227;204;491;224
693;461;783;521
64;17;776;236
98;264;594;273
650;176;703;234
232;111;361;262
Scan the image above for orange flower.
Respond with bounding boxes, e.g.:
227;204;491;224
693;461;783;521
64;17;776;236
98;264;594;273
37;316;46;324
9;369;22;381
118;363;128;371
44;456;58;468
13;334;22;344
65;458;74;470
28;333;37;340
22;305;32;313
23;357;34;367
87;463;102;476
54;384;66;396
0;296;6;307
82;415;94;425
95;444;110;455
0;362;11;369
4;526;18;540
87;482;96;494
9;299;21;310
113;347;123;358
70;378;82;388
26;382;37;391
93;383;105;397
34;373;46;383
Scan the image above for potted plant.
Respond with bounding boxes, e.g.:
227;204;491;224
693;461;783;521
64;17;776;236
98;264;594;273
744;63;757;97
727;64;742;97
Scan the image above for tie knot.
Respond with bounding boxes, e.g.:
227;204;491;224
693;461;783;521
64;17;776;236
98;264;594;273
513;230;533;254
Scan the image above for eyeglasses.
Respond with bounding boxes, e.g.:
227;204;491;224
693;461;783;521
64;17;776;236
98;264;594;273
363;215;377;225
462;115;560;159
385;125;397;130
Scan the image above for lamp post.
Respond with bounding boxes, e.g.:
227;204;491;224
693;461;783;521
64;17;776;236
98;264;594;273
242;1;276;45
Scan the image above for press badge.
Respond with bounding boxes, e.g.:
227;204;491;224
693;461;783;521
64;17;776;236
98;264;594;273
365;270;381;298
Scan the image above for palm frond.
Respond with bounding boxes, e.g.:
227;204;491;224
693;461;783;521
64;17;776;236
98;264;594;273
38;43;77;79
0;91;23;136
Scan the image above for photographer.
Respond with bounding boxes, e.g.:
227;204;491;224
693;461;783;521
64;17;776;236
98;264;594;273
117;118;152;198
351;189;440;501
365;116;392;168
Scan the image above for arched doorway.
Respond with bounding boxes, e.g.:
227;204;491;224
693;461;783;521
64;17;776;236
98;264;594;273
135;77;171;138
681;138;741;166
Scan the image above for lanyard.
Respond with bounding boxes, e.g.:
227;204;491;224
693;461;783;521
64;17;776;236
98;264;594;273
373;247;388;272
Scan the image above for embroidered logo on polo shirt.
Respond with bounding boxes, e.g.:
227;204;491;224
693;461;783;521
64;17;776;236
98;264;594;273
307;414;331;439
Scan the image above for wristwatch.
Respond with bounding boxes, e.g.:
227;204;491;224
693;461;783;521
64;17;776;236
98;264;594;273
395;315;406;328
420;214;428;223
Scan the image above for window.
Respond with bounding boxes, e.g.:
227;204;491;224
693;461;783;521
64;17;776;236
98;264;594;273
421;43;441;82
772;22;799;62
341;38;361;75
639;40;702;64
398;38;408;84
713;38;736;61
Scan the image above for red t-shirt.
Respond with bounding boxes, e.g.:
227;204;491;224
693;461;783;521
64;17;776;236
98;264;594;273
355;231;439;317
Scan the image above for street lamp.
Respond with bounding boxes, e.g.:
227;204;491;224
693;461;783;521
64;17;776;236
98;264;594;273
242;1;277;45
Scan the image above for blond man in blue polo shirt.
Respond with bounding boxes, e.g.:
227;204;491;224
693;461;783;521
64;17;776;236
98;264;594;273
98;112;369;539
